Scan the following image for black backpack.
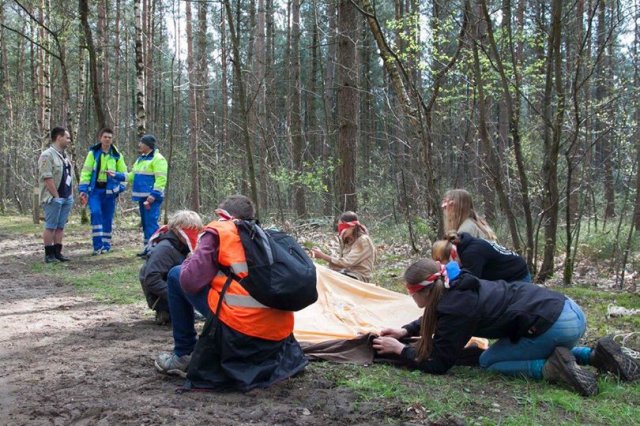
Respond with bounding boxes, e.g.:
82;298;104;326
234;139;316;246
226;220;317;312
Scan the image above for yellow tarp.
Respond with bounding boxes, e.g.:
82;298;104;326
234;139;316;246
294;265;488;350
294;265;426;344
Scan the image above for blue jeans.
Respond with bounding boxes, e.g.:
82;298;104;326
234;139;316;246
479;298;590;379
43;197;73;229
88;188;116;251
167;265;211;356
139;199;161;246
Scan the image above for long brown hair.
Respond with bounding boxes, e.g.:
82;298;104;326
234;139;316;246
431;233;459;263
404;259;446;362
442;189;496;240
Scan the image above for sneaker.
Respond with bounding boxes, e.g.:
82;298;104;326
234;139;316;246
542;346;598;396
155;310;171;325
91;250;102;256
154;352;191;378
591;336;640;382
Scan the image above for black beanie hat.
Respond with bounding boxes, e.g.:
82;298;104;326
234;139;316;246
140;134;157;149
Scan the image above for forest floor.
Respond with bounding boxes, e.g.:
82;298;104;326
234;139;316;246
1;213;640;425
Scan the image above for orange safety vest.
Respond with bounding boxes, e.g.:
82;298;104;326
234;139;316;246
205;219;294;341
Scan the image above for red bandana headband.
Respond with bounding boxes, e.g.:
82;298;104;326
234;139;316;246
406;263;448;295
338;220;360;234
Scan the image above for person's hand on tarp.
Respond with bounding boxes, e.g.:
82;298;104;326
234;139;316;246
372;336;405;355
379;327;408;340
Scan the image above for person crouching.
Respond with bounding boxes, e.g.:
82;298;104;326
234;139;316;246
139;210;202;325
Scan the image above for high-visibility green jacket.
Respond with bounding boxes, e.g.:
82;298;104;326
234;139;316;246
129;149;168;201
78;143;128;196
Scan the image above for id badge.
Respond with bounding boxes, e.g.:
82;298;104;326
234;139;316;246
66;175;72;186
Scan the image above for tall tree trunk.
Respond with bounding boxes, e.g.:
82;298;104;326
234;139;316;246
0;0;10;210
185;0;200;211
33;0;51;224
321;0;338;216
223;0;260;216
635;0;640;230
538;0;565;281
291;0;306;217
79;0;106;128
597;0;616;218
134;0;146;136
97;0;110;122
220;6;228;154
113;0;122;130
336;0;359;212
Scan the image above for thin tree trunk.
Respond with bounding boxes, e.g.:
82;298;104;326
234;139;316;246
185;0;200;212
134;0;146;136
336;0;359;212
291;0;306;217
79;0;106;128
223;0;260;216
538;0;564;281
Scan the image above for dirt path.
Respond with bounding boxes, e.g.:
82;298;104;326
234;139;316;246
0;231;396;426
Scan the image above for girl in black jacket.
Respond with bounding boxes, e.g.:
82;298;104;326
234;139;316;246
372;259;639;396
432;232;531;282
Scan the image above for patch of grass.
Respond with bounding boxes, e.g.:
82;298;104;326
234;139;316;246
32;248;144;304
559;287;640;338
332;361;640;424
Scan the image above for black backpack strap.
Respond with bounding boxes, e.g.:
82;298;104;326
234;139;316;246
215;274;234;316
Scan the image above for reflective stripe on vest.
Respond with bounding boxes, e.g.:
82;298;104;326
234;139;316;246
205;220;293;341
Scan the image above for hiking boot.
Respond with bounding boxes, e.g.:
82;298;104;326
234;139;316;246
54;244;70;262
591;336;640;382
155;310;171;325
155;352;190;378
542;346;598;396
44;246;60;263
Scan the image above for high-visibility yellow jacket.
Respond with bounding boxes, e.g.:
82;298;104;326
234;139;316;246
78;143;128;196
129;149;168;201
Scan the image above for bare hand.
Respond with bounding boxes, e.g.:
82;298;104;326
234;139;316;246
311;247;327;261
372;336;405;355
379;328;408;339
80;193;88;207
146;195;155;204
106;170;116;177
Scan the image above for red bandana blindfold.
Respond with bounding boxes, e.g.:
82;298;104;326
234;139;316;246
406;263;448;294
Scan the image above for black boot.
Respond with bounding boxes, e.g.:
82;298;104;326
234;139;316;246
44;245;59;263
542;346;598;396
591;336;640;381
54;243;70;262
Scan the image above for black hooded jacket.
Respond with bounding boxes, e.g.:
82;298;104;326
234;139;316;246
139;230;189;308
456;232;529;282
400;272;565;374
